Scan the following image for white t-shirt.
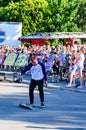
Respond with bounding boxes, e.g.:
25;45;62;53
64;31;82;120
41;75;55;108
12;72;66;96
30;64;44;80
77;53;85;67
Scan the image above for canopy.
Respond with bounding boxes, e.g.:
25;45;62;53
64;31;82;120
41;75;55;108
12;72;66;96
18;38;49;45
18;32;86;45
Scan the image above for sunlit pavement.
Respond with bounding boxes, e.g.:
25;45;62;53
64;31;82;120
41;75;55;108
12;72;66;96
0;79;86;130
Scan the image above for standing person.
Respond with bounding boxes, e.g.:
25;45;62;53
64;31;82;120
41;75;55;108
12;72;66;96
67;47;85;88
76;47;85;88
67;49;77;87
52;52;60;82
19;54;48;108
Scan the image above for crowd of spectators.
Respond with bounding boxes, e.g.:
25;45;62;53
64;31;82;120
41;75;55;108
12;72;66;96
0;42;86;87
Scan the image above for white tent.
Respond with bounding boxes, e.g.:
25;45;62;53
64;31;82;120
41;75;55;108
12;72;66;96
19;32;86;41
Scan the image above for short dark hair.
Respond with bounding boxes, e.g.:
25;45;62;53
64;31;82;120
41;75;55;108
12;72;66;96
30;54;37;62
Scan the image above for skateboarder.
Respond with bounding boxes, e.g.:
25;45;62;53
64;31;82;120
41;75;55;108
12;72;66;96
19;54;48;108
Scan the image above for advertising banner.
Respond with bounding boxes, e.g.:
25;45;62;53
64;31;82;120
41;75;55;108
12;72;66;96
0;22;22;46
14;53;29;67
0;53;6;65
3;52;17;66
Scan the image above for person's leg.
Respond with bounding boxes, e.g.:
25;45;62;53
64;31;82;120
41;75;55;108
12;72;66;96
29;79;36;104
37;79;44;103
59;67;63;80
69;71;75;85
67;65;77;87
72;70;78;87
52;66;56;82
51;72;55;82
63;68;66;77
56;68;60;82
78;69;83;88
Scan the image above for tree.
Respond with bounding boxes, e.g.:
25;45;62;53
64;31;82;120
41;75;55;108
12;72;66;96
0;0;50;34
47;0;80;32
0;0;83;35
75;0;86;31
0;0;20;7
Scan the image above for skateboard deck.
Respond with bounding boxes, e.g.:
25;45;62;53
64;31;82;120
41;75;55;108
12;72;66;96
19;103;33;110
19;102;45;110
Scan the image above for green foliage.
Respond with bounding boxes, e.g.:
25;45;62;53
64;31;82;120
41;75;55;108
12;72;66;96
48;39;59;46
0;0;20;7
0;0;85;36
75;0;86;31
23;42;31;47
47;0;80;32
0;0;50;34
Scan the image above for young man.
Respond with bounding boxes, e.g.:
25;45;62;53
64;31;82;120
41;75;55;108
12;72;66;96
19;54;48;108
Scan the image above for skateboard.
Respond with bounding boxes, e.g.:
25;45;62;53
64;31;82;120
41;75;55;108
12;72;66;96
19;102;45;110
19;102;33;110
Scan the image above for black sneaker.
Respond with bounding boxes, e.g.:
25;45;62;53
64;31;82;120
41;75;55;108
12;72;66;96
41;102;45;108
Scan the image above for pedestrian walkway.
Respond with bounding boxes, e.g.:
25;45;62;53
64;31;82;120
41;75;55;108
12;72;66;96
47;80;86;94
0;72;86;94
21;74;86;94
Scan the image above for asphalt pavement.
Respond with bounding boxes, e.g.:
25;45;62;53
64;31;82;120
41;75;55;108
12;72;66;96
0;76;86;130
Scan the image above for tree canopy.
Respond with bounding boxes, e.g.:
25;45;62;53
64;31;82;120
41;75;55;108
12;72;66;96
0;0;85;35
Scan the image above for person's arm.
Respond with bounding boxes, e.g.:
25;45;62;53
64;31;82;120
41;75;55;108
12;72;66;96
39;62;47;80
39;62;48;87
20;62;33;75
75;55;81;64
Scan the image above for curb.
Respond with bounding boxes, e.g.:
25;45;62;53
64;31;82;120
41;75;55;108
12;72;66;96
47;82;86;94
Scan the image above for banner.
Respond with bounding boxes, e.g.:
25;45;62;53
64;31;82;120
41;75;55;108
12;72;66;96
0;53;6;65
14;53;29;67
0;22;22;46
45;54;55;71
0;32;5;43
3;52;17;66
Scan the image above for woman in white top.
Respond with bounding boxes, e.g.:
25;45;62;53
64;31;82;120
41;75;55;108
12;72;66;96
76;47;85;88
67;49;77;87
67;46;85;88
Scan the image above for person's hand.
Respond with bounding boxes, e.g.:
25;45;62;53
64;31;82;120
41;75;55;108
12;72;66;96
44;81;48;87
18;72;21;76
